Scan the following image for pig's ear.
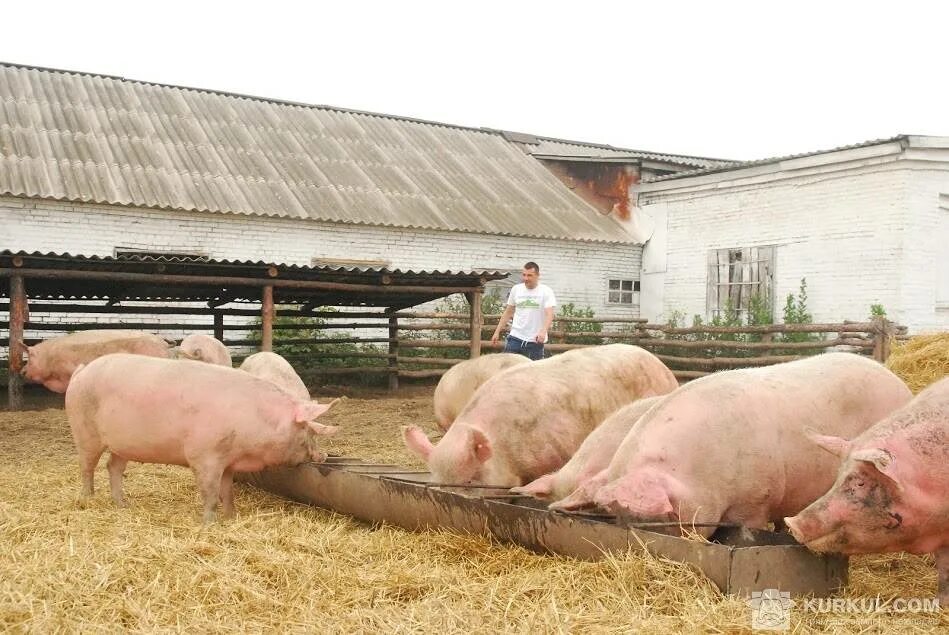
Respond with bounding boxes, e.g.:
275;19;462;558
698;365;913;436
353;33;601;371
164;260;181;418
294;400;335;424
470;428;491;463
306;421;338;436
403;426;434;461
804;427;851;458
852;448;902;489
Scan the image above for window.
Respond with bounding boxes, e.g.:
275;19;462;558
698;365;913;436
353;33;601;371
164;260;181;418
607;278;640;305
707;245;775;319
114;248;209;262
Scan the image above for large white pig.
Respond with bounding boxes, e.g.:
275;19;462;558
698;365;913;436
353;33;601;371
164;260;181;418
21;329;172;393
177;333;232;367
65;353;338;522
512;396;664;503
402;344;678;487
552;353;912;537
239;351;309;400
785;377;949;602
433;353;530;431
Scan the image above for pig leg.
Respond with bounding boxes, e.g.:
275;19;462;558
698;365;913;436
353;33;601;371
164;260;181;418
219;469;235;519
77;445;104;505
935;547;949;605
193;463;225;523
107;454;129;508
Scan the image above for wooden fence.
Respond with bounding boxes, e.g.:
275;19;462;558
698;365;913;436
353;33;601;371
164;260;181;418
1;302;905;387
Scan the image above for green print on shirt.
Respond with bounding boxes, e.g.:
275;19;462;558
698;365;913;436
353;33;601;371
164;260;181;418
516;298;541;308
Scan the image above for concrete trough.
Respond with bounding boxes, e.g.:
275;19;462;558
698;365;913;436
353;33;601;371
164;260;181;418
239;457;848;597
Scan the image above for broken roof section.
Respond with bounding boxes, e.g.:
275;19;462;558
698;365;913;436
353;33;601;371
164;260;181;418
0;63;726;244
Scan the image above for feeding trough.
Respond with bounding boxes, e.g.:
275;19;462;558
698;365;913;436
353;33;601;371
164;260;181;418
239;457;847;597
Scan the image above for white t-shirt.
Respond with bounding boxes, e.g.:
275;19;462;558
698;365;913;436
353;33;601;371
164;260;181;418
506;283;557;343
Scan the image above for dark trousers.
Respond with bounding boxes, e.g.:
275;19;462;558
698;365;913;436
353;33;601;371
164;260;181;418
504;335;545;360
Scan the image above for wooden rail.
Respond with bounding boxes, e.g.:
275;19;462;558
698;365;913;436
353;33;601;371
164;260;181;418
2;300;902;395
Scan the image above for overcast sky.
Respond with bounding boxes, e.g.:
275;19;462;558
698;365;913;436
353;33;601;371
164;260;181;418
3;1;946;161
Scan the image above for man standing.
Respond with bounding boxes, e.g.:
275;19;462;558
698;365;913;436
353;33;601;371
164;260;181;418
490;261;557;360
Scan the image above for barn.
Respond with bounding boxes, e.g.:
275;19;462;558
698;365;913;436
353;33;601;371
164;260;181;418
0;61;728;325
633;136;949;333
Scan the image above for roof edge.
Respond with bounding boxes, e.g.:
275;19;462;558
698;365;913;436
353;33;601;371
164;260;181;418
639;135;912;188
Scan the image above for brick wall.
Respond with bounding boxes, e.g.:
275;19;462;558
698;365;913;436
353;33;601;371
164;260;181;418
1;197;643;350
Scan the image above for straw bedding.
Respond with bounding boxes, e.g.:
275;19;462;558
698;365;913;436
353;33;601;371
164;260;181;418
886;333;949;393
1;385;946;633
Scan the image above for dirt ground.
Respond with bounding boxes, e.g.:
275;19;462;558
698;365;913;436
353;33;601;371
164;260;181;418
1;383;947;632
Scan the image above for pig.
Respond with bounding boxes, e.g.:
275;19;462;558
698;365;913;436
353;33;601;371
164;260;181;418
21;329;172;393
511;396;664;503
402;344;678;487
240;352;338;461
433;353;531;431
552;353;913;537
65;353;339;522
177;333;232;367
785;376;949;602
239;351;309;400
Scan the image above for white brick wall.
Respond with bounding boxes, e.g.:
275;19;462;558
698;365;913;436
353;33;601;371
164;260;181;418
637;157;949;333
1;197;643;349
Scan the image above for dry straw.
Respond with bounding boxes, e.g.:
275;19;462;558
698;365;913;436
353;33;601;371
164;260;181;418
886;333;949;393
1;388;947;632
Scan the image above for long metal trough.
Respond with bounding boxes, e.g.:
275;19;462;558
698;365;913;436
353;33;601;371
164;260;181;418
239;457;848;597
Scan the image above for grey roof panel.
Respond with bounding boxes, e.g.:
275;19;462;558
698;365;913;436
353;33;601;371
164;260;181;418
0;62;720;244
643;136;910;183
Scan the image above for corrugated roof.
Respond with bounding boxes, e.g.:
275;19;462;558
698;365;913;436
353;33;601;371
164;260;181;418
643;135;910;183
0;250;507;308
525;137;736;168
0;62;720;245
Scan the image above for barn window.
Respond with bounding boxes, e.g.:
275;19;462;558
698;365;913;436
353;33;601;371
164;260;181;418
607;279;640;305
114;248;209;262
706;246;775;319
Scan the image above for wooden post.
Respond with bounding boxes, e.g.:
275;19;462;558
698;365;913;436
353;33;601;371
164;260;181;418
466;290;482;359
388;315;399;391
261;285;274;352
213;311;224;342
8;274;27;411
871;316;893;363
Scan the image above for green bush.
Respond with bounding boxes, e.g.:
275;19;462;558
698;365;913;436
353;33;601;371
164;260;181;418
248;307;386;384
781;278;821;344
556;303;602;345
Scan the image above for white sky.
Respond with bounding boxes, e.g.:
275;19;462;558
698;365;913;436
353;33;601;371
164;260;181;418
3;0;947;161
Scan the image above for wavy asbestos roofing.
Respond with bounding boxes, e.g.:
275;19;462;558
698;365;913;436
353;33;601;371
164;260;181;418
524;137;737;168
0;62;724;245
642;135;911;183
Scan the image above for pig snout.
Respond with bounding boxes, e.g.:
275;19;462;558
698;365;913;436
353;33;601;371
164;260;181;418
784;508;841;552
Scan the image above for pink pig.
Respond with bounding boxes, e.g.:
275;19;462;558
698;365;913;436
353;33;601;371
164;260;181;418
177;333;232;367
65;353;338;522
553;353;912;537
433;353;530;431
239;351;310;401
512;396;664;503
21;329;172;393
785;376;949;602
403;344;678;487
